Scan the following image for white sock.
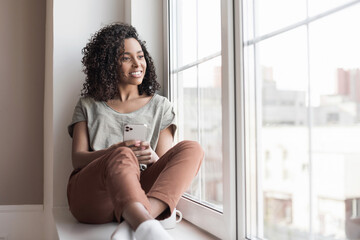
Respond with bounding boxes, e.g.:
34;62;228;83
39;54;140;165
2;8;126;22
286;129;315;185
111;221;135;240
134;219;174;240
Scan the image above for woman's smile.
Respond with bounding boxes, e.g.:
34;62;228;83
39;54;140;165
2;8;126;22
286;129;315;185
129;70;143;78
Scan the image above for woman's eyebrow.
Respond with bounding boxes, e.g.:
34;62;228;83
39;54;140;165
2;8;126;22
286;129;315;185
123;50;144;55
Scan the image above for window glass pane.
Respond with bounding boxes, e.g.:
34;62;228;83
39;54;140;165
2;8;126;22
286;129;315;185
242;0;255;43
309;4;360;239
257;27;310;239
198;56;222;209
174;0;197;68
243;0;360;238
255;0;306;37
243;1;360;239
198;0;221;58
176;67;199;142
309;0;354;16
170;0;223;211
174;67;202;200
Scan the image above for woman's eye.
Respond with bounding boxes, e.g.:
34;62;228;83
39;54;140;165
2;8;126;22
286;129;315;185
121;57;130;61
138;55;145;59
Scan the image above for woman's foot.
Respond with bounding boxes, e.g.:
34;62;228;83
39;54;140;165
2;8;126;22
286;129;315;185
134;219;174;240
111;221;135;240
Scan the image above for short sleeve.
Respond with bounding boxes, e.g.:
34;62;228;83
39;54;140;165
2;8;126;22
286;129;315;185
67;98;87;137
160;100;177;135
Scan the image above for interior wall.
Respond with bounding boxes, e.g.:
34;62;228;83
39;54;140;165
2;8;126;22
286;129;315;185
52;0;126;207
0;0;46;205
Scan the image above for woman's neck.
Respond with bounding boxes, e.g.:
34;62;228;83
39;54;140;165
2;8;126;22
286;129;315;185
117;85;140;102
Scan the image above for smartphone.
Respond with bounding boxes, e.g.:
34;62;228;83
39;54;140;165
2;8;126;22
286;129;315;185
123;124;147;142
123;124;148;171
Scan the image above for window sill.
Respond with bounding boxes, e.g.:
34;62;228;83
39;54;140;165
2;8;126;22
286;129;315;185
53;207;218;240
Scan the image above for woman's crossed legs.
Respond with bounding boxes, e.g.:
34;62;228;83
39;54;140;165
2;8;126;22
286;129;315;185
67;140;203;232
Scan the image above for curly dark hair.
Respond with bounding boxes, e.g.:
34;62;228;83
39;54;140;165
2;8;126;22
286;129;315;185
80;23;160;101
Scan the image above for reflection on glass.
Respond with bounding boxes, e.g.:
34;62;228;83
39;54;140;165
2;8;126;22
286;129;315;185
310;4;360;239
255;0;306;37
258;27;310;239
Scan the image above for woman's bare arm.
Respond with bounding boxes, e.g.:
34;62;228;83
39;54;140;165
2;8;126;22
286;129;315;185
71;121;108;169
155;125;175;158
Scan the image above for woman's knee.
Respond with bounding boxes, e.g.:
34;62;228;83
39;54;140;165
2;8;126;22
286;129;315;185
176;140;203;152
175;140;204;162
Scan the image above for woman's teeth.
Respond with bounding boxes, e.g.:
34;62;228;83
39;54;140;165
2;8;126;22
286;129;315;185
130;71;141;77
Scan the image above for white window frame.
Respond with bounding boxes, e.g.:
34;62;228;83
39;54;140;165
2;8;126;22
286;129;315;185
163;0;243;239
163;0;360;239
234;1;247;239
239;0;360;239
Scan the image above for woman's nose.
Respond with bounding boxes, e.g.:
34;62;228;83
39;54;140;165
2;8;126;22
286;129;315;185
132;58;140;67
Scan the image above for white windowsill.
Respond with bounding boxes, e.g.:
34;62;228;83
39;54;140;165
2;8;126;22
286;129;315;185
53;207;218;240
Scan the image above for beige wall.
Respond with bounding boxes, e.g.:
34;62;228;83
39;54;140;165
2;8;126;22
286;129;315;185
0;0;46;204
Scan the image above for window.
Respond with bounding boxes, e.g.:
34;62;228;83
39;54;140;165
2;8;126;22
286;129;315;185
167;0;237;238
169;0;222;210
242;1;360;239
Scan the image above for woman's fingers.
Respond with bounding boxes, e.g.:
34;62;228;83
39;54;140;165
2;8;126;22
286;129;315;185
123;140;141;147
139;141;150;148
119;141;156;165
133;149;151;157
111;140;149;150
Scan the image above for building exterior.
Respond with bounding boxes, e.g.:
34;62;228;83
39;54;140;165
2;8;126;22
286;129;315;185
261;67;360;239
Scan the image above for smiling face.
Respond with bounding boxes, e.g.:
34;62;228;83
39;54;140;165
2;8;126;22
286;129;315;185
118;38;147;87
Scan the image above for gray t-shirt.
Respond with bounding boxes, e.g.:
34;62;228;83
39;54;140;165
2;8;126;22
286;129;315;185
68;94;177;151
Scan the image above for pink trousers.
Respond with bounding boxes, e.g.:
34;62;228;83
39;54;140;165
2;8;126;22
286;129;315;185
67;140;204;224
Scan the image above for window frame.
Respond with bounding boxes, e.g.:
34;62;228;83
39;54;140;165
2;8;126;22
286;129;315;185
163;0;242;238
164;0;360;239
234;1;247;239
240;0;360;239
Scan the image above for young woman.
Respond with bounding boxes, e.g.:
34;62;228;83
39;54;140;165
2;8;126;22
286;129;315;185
67;23;204;240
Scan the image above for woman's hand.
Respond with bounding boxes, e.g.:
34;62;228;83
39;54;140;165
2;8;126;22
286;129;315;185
108;140;159;166
131;141;159;166
107;140;137;151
